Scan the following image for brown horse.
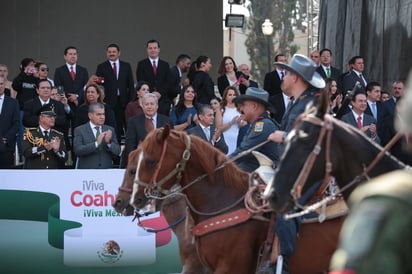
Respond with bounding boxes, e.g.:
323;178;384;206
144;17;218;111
113;148;210;274
128;125;344;274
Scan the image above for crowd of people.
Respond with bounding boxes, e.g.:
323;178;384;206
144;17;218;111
0;42;408;172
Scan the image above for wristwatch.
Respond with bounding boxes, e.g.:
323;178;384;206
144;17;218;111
282;132;288;142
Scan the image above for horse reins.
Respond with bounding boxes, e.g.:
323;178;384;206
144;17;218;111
287;113;405;217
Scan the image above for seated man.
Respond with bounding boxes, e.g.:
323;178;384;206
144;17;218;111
73;102;121;169
230;87;279;172
22;104;68;169
188;104;228;154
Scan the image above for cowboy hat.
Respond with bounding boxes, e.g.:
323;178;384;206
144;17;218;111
233;87;274;111
275;54;325;89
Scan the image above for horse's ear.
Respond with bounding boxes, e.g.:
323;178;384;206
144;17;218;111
316;87;329;119
161;124;171;141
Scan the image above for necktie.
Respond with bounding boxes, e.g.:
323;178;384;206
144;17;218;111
357;116;362;129
95;126;100;139
152;61;157;76
145;117;154;132
113;62;117;78
204;127;211;141
359;74;366;86
70;66;76;80
326;67;331;78
43;130;50;141
280;71;285;79
286;96;294;112
371;103;377;120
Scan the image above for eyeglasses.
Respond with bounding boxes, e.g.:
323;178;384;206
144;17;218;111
40;68;49;72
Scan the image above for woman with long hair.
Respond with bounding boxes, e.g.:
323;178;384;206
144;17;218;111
324;78;342;114
170;85;198;131
215;86;241;154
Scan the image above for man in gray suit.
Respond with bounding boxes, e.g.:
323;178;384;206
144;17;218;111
188;104;228;154
73;103;121;168
341;92;380;143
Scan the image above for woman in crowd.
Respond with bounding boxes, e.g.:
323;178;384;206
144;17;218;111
210;96;221;127
73;84;116;130
170;85;198;131
34;62;54;87
192;56;215;105
124;81;150;123
215;86;241;154
216;56;244;96
325;78;342;115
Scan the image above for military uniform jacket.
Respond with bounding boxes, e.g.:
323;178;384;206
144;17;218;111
230;112;280;172
22;127;67;169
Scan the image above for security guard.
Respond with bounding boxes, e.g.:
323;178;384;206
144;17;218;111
230;87;279;172
22;104;67;169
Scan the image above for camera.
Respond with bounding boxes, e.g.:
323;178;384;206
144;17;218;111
96;77;105;84
57;86;65;95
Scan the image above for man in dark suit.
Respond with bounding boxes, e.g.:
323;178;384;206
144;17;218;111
22;104;68;169
263;54;287;96
316;48;342;89
341;92;380;143
121;93;170;168
0;77;20;168
168;54;191;104
269;92;290;125
238;64;259;94
364;82;385;137
96;43;135;142
23;79;71;136
188;104;228;154
73;103;120;169
136;39;171;115
54;46;89;108
342;55;368;93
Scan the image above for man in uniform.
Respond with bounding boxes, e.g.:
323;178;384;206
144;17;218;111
230;87;279;172
268;54;326;273
22;104;68;169
329;73;412;274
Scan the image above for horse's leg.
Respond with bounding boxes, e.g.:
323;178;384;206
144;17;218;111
162;196;210;274
289;216;345;274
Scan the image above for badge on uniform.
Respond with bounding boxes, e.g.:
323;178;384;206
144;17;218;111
254;121;264;132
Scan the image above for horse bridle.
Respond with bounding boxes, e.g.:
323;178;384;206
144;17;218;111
290;113;334;206
288;112;405;211
134;133;192;197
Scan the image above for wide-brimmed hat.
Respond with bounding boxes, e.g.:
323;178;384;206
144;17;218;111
275;54;325;89
233;87;274;110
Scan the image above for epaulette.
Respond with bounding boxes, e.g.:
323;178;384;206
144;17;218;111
26;127;37;130
51;129;64;135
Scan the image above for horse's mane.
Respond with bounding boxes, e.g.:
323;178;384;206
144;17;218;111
142;128;249;192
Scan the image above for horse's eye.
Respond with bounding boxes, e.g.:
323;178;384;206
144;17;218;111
129;169;136;176
145;160;158;169
297;130;309;139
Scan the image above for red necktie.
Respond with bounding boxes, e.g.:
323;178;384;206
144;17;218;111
145;117;154;132
357;116;362;129
70;66;75;80
152;61;157;76
113;62;117;78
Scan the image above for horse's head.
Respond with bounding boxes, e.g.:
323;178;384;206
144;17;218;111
112;147;141;216
129;125;191;211
265;91;333;213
